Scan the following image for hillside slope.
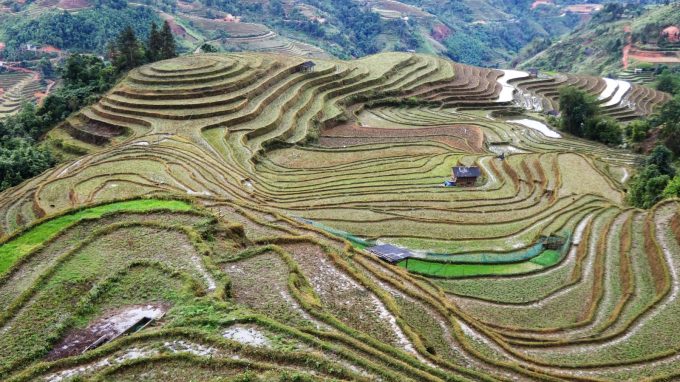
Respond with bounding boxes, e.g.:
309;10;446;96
0;0;601;66
520;3;680;76
0;52;678;381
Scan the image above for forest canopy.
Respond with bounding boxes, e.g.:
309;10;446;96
1;6;159;56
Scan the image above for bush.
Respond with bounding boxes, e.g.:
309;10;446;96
663;175;680;198
628;165;671;208
626;119;651;142
584;117;623;146
627;146;676;208
559;86;624;145
559;86;599;137
657;70;680;95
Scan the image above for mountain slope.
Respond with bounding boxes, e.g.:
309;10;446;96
520;3;680;76
0;0;605;67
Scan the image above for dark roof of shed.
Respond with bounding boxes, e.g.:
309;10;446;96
452;166;481;178
299;61;316;68
367;244;413;263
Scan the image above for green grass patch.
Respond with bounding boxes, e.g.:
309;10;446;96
398;258;542;278
0;199;193;276
529;249;560;266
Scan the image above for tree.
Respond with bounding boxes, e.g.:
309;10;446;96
663;175;680;198
662;121;680;157
646;145;675;177
657;71;679;95
625;119;650;142
626;144;677;208
628;164;671;208
37;57;54;78
269;0;285;16
658;94;680;126
584;117;622;146
200;43;219;53
159;21;177;60
559;86;599;137
114;26;145;72
147;22;163;62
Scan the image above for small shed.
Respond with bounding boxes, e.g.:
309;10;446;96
528;68;539;78
367;244;413;264
297;61;316;73
452;166;481;187
540;235;567;250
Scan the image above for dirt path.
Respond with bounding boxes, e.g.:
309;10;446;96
622;25;632;69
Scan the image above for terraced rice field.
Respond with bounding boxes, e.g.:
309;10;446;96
0;71;43;119
0;52;678;381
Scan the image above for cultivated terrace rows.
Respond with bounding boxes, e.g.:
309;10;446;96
0;52;678;381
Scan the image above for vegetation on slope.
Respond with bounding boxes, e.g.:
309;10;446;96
0;5;160;58
558;86;623;145
0;22;177;191
0;0;623;67
521;3;680;75
0;198;192;275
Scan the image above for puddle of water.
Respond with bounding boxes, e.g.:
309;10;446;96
598;78;619;100
488;145;527;155
510;118;562;138
603;80;631;107
223;326;270;347
497;70;529;103
96;305;166;336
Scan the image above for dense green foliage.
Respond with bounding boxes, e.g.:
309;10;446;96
0;5;159;58
658;94;680;156
0;54;120;191
403;0;582;66
111;22;177;72
628;145;676;208
558;86;622;145
0;114;55;191
625;119;652;142
657;71;680;96
663;174;680;198
559;86;600;135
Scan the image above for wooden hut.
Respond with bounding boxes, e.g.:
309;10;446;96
297;61;316;73
451;166;481;187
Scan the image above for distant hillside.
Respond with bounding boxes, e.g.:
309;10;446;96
0;0;619;67
519;2;680;76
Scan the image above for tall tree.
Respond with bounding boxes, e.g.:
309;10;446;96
159;21;177;60
147;22;163;62
559;86;600;137
114;25;145;72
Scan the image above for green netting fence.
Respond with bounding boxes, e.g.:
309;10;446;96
424;242;544;264
295;217;574;278
399;231;573;278
294;217;375;248
423;231;572;264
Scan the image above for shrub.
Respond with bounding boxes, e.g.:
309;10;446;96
558;86;599;137
663;175;680;198
626;119;651;142
584;117;623;146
